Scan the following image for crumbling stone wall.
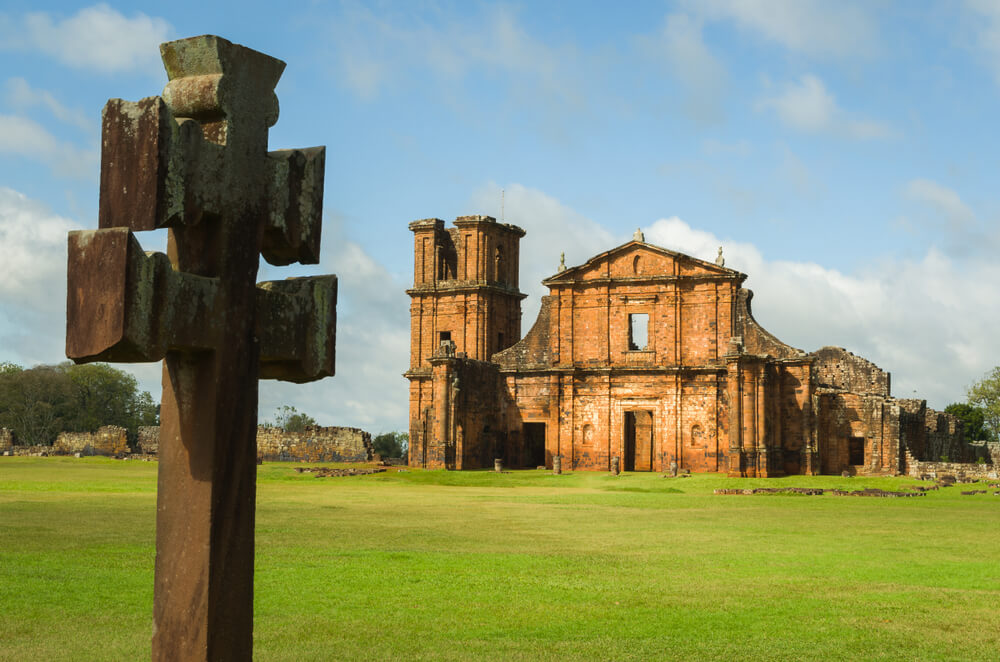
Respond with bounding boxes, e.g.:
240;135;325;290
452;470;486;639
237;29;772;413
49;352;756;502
811;346;890;396
0;428;13;452
129;425;373;462
256;425;372;462
908;460;998;481
924;409;967;462
971;441;1000;464
137;426;159;455
53;426;129;456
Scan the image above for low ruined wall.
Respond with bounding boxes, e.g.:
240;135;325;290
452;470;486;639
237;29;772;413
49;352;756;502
3;445;53;456
129;425;373;462
909;460;999;481
256;425;372;462
0;428;13;452
53;426;129;456
136;426;159;455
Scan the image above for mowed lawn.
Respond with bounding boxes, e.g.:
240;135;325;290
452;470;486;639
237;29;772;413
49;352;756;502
0;458;998;661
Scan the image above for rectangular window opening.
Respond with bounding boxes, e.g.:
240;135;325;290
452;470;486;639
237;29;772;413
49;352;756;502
628;313;649;351
439;331;451;344
848;437;865;465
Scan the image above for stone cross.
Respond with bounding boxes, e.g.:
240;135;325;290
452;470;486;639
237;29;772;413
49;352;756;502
65;35;335;661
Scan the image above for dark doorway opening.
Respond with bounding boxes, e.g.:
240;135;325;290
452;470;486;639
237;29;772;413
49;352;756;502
624;410;654;471
848;437;865;465
524;423;546;468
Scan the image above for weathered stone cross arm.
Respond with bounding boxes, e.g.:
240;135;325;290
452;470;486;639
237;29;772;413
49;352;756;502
66;228;336;382
99;97;326;266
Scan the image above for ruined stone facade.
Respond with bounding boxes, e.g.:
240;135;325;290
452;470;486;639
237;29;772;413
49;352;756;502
137;426;160;455
53;425;129;456
0;428;13;452
407;218;983;476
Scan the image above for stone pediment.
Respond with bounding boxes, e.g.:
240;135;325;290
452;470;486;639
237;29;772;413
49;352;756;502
542;240;742;285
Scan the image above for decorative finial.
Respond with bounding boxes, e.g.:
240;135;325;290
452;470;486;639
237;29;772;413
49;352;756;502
557;252;566;272
633;227;644;243
715;246;725;267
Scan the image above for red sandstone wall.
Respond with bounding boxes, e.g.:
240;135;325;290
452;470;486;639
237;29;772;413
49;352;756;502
543;245;740;371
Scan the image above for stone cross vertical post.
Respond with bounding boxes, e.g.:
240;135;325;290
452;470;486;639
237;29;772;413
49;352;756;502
65;35;335;661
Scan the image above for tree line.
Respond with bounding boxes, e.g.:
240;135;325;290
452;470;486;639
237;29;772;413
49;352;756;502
0;362;158;446
943;367;999;443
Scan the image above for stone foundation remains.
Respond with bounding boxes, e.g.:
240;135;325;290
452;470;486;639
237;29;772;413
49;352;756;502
0;428;13;452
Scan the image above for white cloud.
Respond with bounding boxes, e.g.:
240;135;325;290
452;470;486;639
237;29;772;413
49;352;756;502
0;113;97;179
757;74;895;139
905;178;976;229
324;4;581;109
687;0;877;57
637;13;728;123
966;0;1000;84
5;78;92;132
643;216;999;410
0;4;171;75
0;188;75;366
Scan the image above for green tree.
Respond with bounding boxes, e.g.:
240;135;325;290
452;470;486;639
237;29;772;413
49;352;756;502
372;431;408;459
967;367;1000;442
944;403;990;442
0;362;157;444
0;365;76;445
60;362;158;434
271;405;316;432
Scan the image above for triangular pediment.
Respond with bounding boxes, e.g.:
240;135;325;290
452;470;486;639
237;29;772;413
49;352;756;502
543;240;741;285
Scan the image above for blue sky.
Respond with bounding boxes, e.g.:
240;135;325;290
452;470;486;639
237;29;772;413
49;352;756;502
2;1;999;433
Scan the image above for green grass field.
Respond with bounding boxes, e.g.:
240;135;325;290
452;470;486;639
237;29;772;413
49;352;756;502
0;458;998;661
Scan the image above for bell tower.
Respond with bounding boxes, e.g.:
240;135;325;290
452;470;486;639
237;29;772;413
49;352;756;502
405;215;525;467
406;215;525;367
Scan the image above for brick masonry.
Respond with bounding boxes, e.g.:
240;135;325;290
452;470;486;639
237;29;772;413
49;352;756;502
407;222;988;477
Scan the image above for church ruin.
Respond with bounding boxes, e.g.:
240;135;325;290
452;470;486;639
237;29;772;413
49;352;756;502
405;215;983;477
